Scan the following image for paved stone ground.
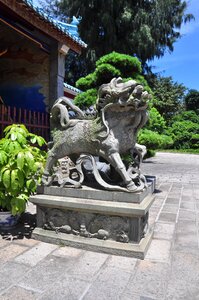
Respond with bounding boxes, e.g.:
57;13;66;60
0;152;199;300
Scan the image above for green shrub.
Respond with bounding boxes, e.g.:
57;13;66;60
76;73;97;91
190;134;199;149
138;129;173;149
74;88;97;109
0;124;46;215
171;110;199;124
167;120;199;149
95;63;121;85
146;107;166;134
96;52;142;77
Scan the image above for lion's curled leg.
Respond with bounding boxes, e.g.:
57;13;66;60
107;152;138;191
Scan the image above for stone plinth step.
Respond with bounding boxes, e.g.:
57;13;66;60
32;227;153;259
37;177;155;204
30;194;155;217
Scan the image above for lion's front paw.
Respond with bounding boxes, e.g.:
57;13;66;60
126;181;138;192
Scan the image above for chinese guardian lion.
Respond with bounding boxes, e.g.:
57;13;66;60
42;77;151;192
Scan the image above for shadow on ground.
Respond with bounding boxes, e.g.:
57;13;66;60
0;213;36;241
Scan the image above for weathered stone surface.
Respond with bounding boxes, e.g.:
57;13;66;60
82;265;132;300
30;182;154;257
32;227;153;259
145;239;171;262
161;204;179;214
158;212;177;223
178;209;196;221
15;242;58;266
52;246;84;258
17;255;76;292
37;183;154;203
30;193;154;217
153;222;175;240
0;262;30;293
66;250;109;281
0;238;10;249
0;244;28;265
125;260;169;299
106;254;137;271
165;197;180;205
165;252;199;300
0;286;40;300
38;278;90;300
42;78;151;193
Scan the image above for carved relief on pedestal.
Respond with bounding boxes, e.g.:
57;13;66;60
41;207;149;243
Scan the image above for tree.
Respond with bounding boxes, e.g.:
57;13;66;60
184;89;199;112
55;0;193;77
73;51;150;109
148;75;187;121
146;107;166;134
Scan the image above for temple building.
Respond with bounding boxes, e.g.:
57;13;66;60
0;0;85;113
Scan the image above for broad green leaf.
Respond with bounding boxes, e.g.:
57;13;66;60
11;196;26;215
17;152;25;170
11;133;17;141
25;151;35;168
3;125;13;134
0;166;9;181
0;150;8;165
36;136;46;146
26;179;36;191
16;132;27;144
1;139;10;151
11;169;20;191
8;141;21;152
17;169;24;188
2;169;11;189
30;136;37;144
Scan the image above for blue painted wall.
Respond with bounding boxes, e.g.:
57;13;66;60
0;84;46;112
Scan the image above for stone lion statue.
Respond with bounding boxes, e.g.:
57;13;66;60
42;77;151;192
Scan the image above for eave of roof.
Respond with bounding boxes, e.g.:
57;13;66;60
0;0;87;54
63;83;82;94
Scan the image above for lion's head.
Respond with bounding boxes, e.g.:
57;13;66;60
96;77;151;111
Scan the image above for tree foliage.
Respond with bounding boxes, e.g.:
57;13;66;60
74;52;150;108
148;75;187;121
146;107;166;134
138;129;173;150
171;110;199;124
184;89;199;112
55;0;193;77
167;120;199;149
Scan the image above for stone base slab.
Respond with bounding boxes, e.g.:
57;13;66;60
31;178;155;259
32;227;153;259
30;194;154;217
37;175;156;204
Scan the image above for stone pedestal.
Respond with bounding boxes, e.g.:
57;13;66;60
30;177;155;259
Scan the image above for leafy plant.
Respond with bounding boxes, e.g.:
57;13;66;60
166;120;199;149
138;129;173;152
0;124;46;215
171;110;199;124
146;107;166;134
184;89;199;112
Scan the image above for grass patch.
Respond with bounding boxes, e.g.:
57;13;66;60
157;149;199;155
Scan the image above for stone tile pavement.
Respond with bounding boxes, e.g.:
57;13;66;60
0;152;199;300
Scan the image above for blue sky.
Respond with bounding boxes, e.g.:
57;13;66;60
149;0;199;91
33;0;199;91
